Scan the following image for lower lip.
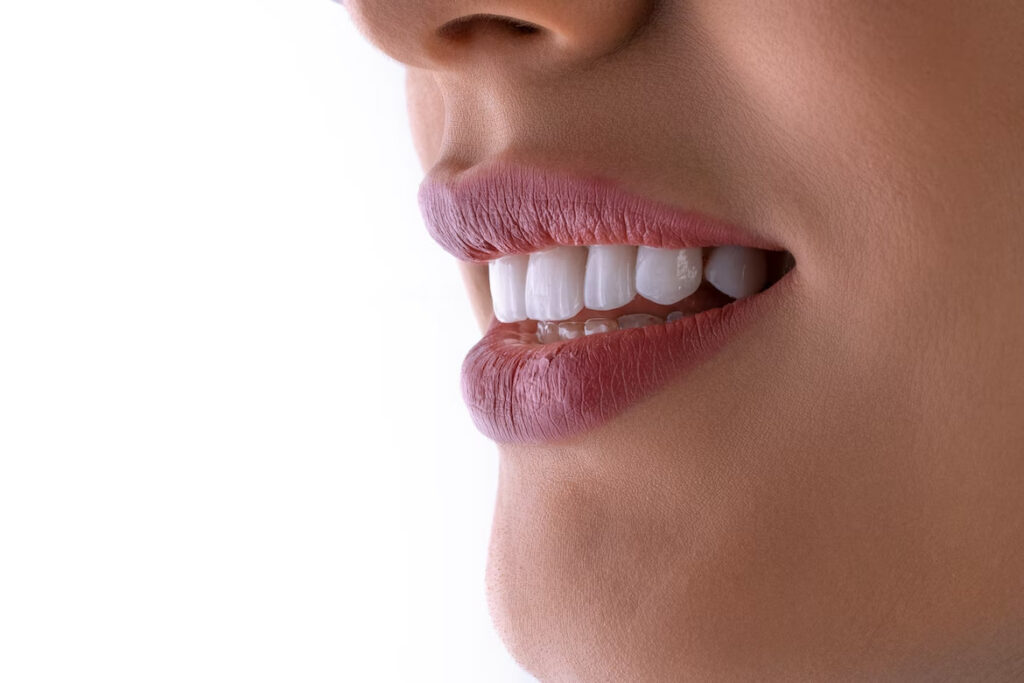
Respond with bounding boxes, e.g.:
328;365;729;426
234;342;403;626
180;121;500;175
461;276;792;444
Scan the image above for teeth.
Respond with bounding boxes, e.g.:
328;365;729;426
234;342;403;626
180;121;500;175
536;321;560;344
557;322;585;340
534;316;652;344
635;247;703;305
495;243;785;341
617;313;664;329
705;246;767;299
525;247;587;321
488;254;529;323
584;318;618;335
584;245;637;311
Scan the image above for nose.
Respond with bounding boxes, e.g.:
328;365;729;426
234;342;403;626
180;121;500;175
346;0;653;70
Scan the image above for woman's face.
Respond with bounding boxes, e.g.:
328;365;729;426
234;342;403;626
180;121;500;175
349;1;1024;679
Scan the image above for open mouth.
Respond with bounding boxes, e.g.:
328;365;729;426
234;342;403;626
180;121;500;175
419;162;794;444
489;245;794;343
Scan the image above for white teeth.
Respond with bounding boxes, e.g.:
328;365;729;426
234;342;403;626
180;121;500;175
617;313;664;329
584;318;618;335
488;253;529;323
705;246;767;299
525;247;587;321
496;244;783;337
635;246;703;305
584;245;637;311
557;322;585;340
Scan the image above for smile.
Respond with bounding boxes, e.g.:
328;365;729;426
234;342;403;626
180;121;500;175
419;163;795;444
489;244;793;343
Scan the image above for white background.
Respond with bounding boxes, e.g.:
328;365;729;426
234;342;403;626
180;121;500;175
0;1;533;680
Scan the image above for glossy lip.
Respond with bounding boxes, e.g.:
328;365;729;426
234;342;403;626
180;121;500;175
418;163;790;444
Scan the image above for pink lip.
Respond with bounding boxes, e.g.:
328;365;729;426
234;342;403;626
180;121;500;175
418;163;781;262
418;163;788;444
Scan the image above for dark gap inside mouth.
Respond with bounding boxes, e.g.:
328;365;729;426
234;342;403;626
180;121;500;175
764;249;797;285
438;14;544;42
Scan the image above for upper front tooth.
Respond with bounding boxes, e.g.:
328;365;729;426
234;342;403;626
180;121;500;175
584;245;637;311
525;246;587;321
489;253;529;322
704;246;767;299
635;246;703;305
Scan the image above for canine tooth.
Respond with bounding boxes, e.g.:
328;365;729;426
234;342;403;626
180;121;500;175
525;247;587;321
558;322;585;340
617;313;664;329
584;245;637;311
536;321;560;344
584;318;618;335
488;254;529;323
705;246;767;299
666;311;685;322
635;247;702;305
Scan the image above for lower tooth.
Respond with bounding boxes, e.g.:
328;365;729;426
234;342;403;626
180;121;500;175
617;313;664;329
535;314;668;343
666;311;685;322
536;321;560;344
584;318;618;335
558;322;585;340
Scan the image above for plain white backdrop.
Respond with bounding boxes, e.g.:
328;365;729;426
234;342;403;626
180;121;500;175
0;1;533;680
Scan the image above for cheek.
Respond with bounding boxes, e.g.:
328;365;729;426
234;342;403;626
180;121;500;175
405;69;446;170
699;0;1024;440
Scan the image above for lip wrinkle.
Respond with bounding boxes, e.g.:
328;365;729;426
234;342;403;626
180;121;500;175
419;163;780;263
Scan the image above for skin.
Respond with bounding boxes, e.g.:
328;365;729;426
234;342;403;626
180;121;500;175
347;1;1024;680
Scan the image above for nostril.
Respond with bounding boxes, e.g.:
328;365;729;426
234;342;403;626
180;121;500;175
348;0;651;69
437;14;544;43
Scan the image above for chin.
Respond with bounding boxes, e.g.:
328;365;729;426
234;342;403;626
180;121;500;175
481;437;761;682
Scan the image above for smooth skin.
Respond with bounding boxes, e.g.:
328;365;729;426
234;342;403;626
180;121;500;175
347;1;1024;680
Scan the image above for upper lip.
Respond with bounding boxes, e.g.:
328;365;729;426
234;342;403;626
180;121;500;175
418;161;783;263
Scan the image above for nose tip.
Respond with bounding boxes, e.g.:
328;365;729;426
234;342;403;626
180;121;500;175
347;0;653;70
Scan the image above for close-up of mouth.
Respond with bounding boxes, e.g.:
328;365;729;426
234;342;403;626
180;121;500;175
8;1;1024;681
421;164;797;443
